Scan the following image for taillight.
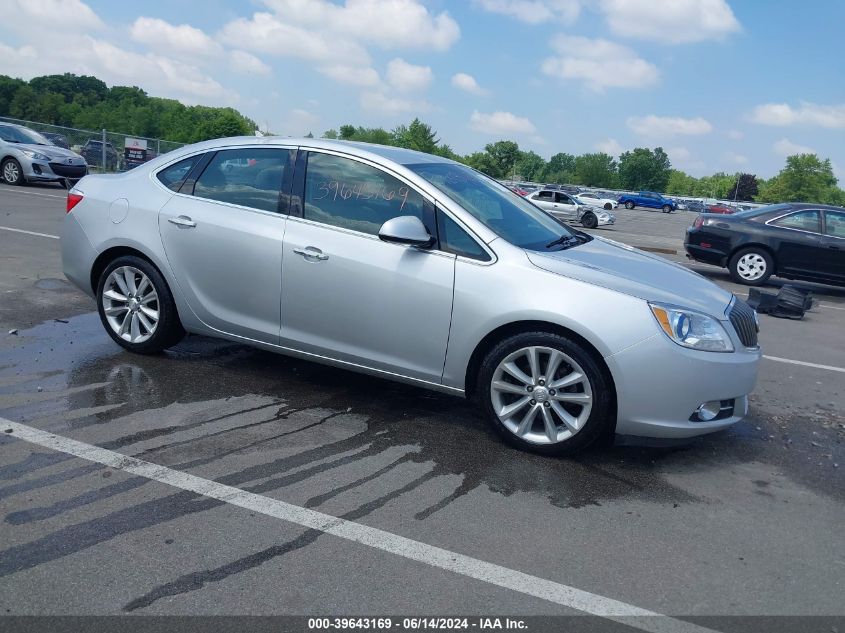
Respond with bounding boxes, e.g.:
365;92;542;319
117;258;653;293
66;192;83;213
693;216;703;229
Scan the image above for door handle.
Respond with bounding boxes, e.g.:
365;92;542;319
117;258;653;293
168;215;196;228
293;247;329;261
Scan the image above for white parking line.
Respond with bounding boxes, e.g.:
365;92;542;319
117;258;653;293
0;226;59;240
763;355;845;373
0;187;65;199
0;417;715;633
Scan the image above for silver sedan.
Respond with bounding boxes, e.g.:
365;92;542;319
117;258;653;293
61;137;760;455
0;122;87;186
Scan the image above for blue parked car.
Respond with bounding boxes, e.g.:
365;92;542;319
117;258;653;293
618;191;678;213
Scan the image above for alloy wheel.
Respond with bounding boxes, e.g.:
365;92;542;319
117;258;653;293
101;266;160;343
3;160;20;184
490;346;593;445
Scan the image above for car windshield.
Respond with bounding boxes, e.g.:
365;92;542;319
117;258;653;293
0;125;51;145
407;162;577;251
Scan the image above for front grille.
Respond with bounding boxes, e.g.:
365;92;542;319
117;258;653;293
49;162;87;178
729;297;758;348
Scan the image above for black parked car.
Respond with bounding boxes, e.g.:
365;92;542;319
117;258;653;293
685;203;845;287
80;139;119;170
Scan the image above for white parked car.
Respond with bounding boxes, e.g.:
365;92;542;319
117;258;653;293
574;192;618;210
528;189;615;229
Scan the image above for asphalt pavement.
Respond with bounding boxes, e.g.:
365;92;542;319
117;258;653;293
0;183;843;632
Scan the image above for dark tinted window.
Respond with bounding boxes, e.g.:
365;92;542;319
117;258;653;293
437;212;490;261
536;191;554;201
773;210;821;233
554;192;573;204
825;211;845;238
194;148;288;213
408;162;576;251
156;155;202;192
303;152;426;235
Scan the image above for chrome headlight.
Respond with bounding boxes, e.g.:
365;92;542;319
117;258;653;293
649;303;734;352
21;149;50;161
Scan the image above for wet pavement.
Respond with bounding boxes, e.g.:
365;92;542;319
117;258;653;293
0;183;843;625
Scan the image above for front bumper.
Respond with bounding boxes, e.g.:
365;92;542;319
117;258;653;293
23;158;87;182
597;213;615;226
606;332;760;439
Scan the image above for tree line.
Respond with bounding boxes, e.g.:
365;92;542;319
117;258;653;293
1;73;841;205
0;73;256;143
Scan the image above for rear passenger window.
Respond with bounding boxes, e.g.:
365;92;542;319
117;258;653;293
156;155;202;192
193;148;289;213
773;210;821;233
303;152;426;236
437;212;490;261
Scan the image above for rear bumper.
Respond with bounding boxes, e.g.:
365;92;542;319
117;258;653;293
606;333;760;439
61;213;97;298
684;229;728;266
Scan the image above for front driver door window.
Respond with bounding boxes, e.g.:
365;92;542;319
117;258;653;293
280;151;455;383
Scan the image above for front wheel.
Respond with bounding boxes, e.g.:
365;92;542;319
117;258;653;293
624;201;634;210
604;203;613;210
729;248;774;285
96;255;185;353
478;332;613;456
581;212;598;229
2;158;24;185
662;204;672;213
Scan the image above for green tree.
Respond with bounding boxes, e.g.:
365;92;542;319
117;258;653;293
665;169;697;195
484;140;521;179
322;129;338;139
757;154;838;203
515;151;546;181
618;147;671;191
392;118;438;153
465;151;500;177
540;152;576;183
573;153;617;187
726;174;759;201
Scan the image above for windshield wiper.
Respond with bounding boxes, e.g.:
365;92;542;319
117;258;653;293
545;234;582;250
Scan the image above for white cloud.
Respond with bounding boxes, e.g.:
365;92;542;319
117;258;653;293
750;102;845;129
667;146;691;162
229;50;272;76
285;108;320;134
1;0;103;33
386;58;433;93
773;138;815;157
473;0;580;24
599;0;740;43
130;17;223;58
451;73;487;95
318;65;381;87
627;115;713;136
259;0;460;51
724;151;748;165
360;92;431;116
541;36;658;91
219;12;372;66
726;129;744;140
595;138;623;156
470;110;537;136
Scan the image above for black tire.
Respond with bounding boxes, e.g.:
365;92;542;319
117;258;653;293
96;255;185;354
728;247;774;286
624;201;634;210
477;331;613;456
662;204;672;213
581;212;598;229
2;158;24;185
604;203;613;210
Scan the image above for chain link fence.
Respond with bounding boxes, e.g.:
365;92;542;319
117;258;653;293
0;116;185;174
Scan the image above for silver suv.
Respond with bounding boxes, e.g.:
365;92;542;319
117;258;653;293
0;122;87;186
61;138;760;455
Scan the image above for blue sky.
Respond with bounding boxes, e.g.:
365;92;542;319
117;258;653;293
2;0;844;180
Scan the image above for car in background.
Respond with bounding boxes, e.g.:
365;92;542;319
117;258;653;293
618;191;678;213
0;122;87;186
706;202;738;215
508;185;530;196
574;192;618;210
685;203;845;286
80;139;119;171
41;132;70;149
528;189;615;228
61;136;760;455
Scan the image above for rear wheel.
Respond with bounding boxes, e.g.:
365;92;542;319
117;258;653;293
624;201;634;210
729;247;774;285
604;203;613;210
96;255;185;353
478;332;612;456
2;158;24;185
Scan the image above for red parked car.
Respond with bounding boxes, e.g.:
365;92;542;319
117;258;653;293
706;202;738;214
508;185;529;196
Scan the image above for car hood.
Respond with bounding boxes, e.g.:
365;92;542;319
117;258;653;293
17;143;84;161
526;235;733;316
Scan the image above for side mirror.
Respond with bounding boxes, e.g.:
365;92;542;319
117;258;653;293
378;216;434;248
